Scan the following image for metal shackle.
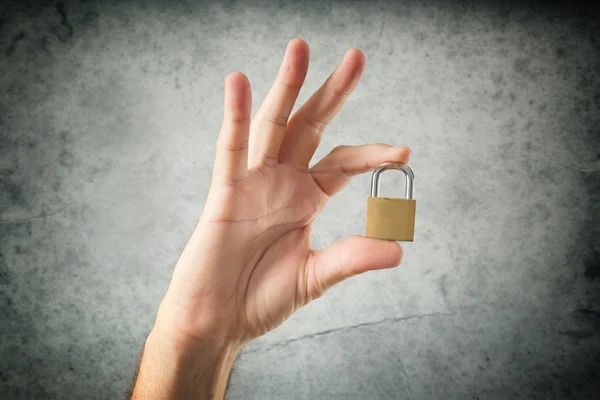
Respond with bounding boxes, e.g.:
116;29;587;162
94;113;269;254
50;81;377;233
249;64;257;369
370;163;414;199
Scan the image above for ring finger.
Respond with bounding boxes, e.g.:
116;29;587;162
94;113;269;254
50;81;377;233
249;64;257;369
248;38;310;168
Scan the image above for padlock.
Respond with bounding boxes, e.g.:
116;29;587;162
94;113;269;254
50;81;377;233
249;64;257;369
365;163;416;241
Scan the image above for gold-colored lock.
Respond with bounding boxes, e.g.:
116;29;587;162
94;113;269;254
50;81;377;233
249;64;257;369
365;163;416;241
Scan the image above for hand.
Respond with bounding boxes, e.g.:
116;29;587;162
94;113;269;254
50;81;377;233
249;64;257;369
157;38;410;344
132;38;410;399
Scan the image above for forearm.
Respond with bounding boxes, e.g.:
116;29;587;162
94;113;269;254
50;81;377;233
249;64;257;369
131;326;240;400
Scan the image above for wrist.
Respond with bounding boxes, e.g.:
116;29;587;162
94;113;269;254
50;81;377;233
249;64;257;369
154;291;244;348
132;324;242;399
149;319;243;359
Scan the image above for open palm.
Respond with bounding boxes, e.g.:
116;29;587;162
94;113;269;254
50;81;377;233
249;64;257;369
157;39;410;345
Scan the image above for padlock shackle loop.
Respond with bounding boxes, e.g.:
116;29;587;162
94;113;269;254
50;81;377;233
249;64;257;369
370;163;414;199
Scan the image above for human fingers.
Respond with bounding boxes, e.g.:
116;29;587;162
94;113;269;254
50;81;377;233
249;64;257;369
278;48;366;166
303;235;402;303
310;144;411;197
248;38;310;168
212;72;252;185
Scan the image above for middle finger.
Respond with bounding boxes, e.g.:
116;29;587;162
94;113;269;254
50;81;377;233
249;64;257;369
248;38;310;168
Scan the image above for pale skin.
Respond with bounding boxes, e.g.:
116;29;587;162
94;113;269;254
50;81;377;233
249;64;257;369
130;38;410;399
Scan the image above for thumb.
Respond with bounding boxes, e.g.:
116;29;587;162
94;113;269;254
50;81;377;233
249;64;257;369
304;235;403;303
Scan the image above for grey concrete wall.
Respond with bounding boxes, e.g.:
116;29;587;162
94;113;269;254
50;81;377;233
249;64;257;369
1;0;599;399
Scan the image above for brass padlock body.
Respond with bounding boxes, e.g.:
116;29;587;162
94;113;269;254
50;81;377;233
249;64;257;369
366;197;416;241
365;163;416;241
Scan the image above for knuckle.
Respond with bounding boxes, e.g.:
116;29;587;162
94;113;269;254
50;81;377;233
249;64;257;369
230;116;251;125
280;79;303;91
263;113;289;128
221;173;249;188
332;86;350;100
307;268;326;303
304;116;327;133
259;154;279;168
217;140;248;153
303;252;325;304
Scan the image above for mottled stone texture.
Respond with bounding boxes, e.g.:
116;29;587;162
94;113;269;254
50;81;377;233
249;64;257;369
1;0;599;399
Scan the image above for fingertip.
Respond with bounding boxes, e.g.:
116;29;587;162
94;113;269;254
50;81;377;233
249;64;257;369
381;238;404;268
392;241;404;267
224;72;252;116
353;48;366;64
402;146;412;163
340;48;366;87
226;72;250;88
284;38;310;75
288;37;310;53
384;145;411;163
345;48;366;69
